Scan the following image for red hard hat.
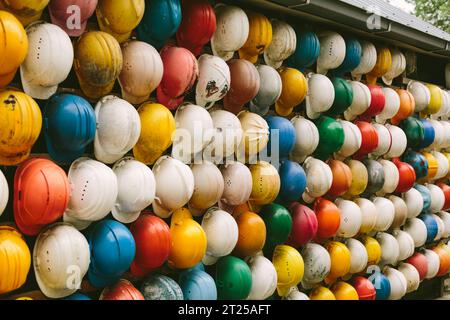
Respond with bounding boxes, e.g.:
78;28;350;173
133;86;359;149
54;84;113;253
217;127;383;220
288;202;318;247
393;158;416;193
353;121;379;159
360;85;385;120
176;0;216;56
14;158;70;236
130;213;171;277
437;182;450;211
100;279;144;300
327;160;352;197
352;276;376;300
48;0;98;37
314;198;340;241
407;252;429;281
156;46;199;110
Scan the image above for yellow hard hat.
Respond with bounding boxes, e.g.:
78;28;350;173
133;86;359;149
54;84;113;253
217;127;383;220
420;84;443;116
0;90;42;165
96;0;145;43
74;31;123;99
344;159;368;198
275;67;308;117
0;226;31;295
324;241;351;283
133;102;176;165
0;11;28;87
249;161;281;206
168;208;207;269
361;235;382;265
421;152;438;182
309;286;336;300
272;244;304;297
331;281;359;300
0;0;49;26
15;297;33;300
238;11;272;63
366;47;392;85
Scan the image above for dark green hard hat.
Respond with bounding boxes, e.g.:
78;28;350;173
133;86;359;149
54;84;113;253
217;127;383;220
326;77;354;116
260;203;293;255
313;115;345;160
399;117;425;150
215;256;252;300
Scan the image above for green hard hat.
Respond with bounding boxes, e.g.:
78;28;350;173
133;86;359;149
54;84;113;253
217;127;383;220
215;256;252;300
326;77;354;116
260;203;293;255
313;116;345;160
399;117;424;150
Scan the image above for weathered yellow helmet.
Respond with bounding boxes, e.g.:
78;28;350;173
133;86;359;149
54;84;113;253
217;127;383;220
249;161;281;206
420;84;443;116
275;67;308;116
366;47;392;85
238;11;272;63
272;244;304;297
0;0;49;26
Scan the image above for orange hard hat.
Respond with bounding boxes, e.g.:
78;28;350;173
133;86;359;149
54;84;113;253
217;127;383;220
233;211;266;257
391;89;414;125
327;160;352;197
314;198;341;241
433;245;450;277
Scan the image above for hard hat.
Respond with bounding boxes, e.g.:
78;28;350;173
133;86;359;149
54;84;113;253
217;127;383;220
433;245;450;277
0;91;41;166
43;94;95;164
249;65;282;116
408;81;430;112
266;116;296;159
74;31;122;99
438;182;450;211
305;73;335;119
286;28;320;70
48;0;97;37
343;81;371;121
215;256;252;300
423;249;440;279
20;21;72;100
335;198;362;238
384;267;407;300
327;160;352;197
14;158;70;236
402;150;428;181
393;158;416;193
419;214;438;243
136;0;182;49
249;161;280;206
129;213;170;277
427;183;445;213
400;117;425;150
0;0;48;26
407;252;428;280
352;276;376;300
392;89;415;125
361;236;382;265
189;162;224;215
0;11;28;87
344;159;368;197
403;218;427;247
208;109;242;160
372;124;392;158
437;210;450;238
431;151;449;180
389;195;408;229
140;274;183;300
275;67;308;117
360;86;385;121
385;125;407;159
246;255;277;300
133;103;176;165
118;40;163;105
290;116;319;163
366;47;392;85
272;245;304;297
403;188;424;219
354;121;379;159
303;157;333;200
233;210;266;258
377;160;399;195
288;202;318;247
313;116;345;161
301;243;331;284
421;84;443;116
346;238;368;274
283;286;309;300
112;158;155;224
152;156;194;218
326;77;353;116
263;19;296;69
376;232;400;266
363;160;385;196
157;46;199;110
220;161;252;206
314;198;340;240
179;267;217;300
436;91;450;119
330;36;362;76
398;262;420;293
0;170;7;216
354;198;377;234
238;111;269;158
335;120;362;159
34;223;90;298
324;241;351;282
370;271;391;300
172;103;214;162
238;11;272;63
309;286;336;300
429;120;445;149
277;160;307;204
260;204;292;255
0;226;30;295
64;293;91;300
392;229;415;262
415;184;431;213
419;121;436;150
100;279;144;300
375;88;400;124
431;214;445;241
330;281;359;300
382;48;406;85
351;40;377;81
316;31;346;75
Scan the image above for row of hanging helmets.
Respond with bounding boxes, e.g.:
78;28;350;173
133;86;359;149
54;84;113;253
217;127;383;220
1;0;450;301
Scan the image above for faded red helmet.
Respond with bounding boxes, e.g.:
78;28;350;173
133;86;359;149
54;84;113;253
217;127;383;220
48;0;98;37
100;279;144;300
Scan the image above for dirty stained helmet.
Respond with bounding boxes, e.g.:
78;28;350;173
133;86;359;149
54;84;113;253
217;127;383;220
316;31;346;75
376;232;400;266
403;218;427;248
238;11;272;63
398;262;420;293
48;0;98;37
382;48;406;85
179;267;217;300
263;19;296;69
389;195;408;229
407;81;430;112
246;254;277;300
335;120;362;159
383;267;407;300
305;73;335;120
351;40;377;81
275;67;308;117
249;161;280;206
376;88;400;124
335;198;362;238
288;202;318;247
290;116;319;163
354;198;377;234
303;157;333;200
301;243;331;284
220;161;252;206
189;162;224;215
238;111;269;158
344;159;368;197
385;125;407;158
346;238;368;275
344;81;371;121
208;109;243;160
376;160;399;195
141;274;183;300
272;245;304;297
366;47;392;85
0;0;48;26
100;279;144;300
249;65;282;116
391;89;415;125
215;256;252;300
363;160;385;196
313;116;344;161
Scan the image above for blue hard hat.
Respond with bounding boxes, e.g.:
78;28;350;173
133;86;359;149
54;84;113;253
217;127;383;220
87;220;136;288
287;29;320;70
402;150;429;181
330;37;362;76
266;116;296;160
63;293;91;300
414;184;431;213
141;274;184;300
276;160;307;203
190;262;205;272
419;214;438;243
418;119;435;149
371;272;391;300
136;0;182;49
179;268;217;300
43;94;96;164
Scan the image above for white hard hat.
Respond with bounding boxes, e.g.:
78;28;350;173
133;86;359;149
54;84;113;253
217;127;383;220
371;197;395;232
94;95;141;164
152;156;194;218
112;157;155;224
220;161;252;206
403;218;427;248
372;124;392;157
316;31;346;75
249;65;282;116
264;19;296;69
431;151;449;180
335;198;362;238
0;169;8;216
238;111;270;158
384;266;407;300
33;223;90;298
303;157;333;200
384;124;407;158
382;48;406;86
208;109;243;161
376;88;400;124
354;198;377;234
189;161;224;215
335;120;362;159
428;119;444;150
423;249;440;279
431;213;445;241
439;121;450;148
64;158;118;228
351;41;377;81
290;116;319;163
301;243;331;284
402;188;424;218
20;21;73;99
392;229;415;262
344;81;371;121
283;286;310;300
376;160;399;196
118;40;163;105
389;195;408;229
398;262;420;293
246;254;278;300
196;54;231;109
437;211;450;238
377;232;400;266
407;81;431;112
345;238;368;274
305;73;335;119
427;183;445;213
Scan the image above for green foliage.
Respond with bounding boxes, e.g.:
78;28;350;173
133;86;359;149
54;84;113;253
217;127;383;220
406;0;450;32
